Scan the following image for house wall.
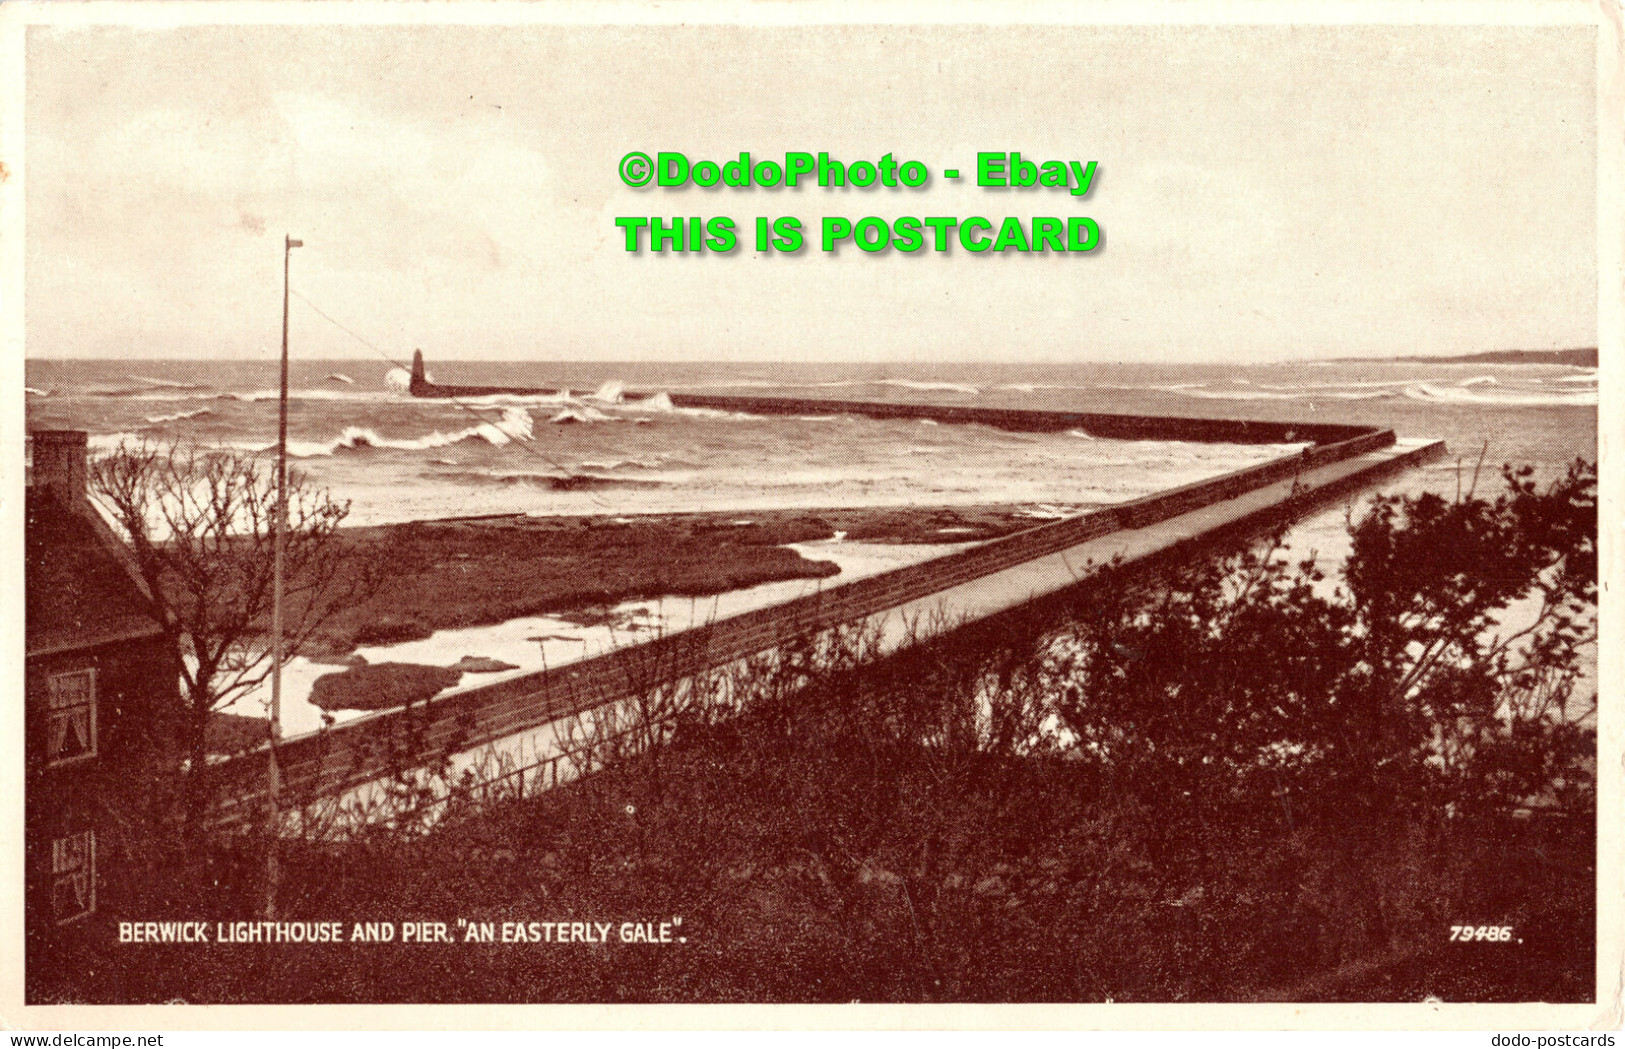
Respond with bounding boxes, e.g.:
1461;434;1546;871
24;635;181;941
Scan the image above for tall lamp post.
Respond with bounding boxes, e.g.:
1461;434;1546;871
268;233;302;919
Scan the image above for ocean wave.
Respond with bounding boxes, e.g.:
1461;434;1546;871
1400;383;1597;408
217;387;405;403
636;378;800;393
1173;385;1399;403
440;389;576;407
720;377;984;396
86;385;185;398
130;375;209;391
1174;388;1305;402
998;381;1209;395
88;432;148;454
590;380;626;404
867;378;981;395
578;457;665;471
1257;378;1438;392
25;386;49;397
143;407;215;424
435;470;665;491
285;408;535;457
550;406;616;424
325;372;356;385
669;406;766;421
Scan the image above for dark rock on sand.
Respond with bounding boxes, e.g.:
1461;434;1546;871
447;655;521;673
305;652;369;668
309;662;464;711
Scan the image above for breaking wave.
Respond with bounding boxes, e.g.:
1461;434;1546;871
284;407;535;457
1160;375;1590;406
88;432;148;454
217;387;403;403
578;457;667;471
1398;383;1597;408
590;380;626;404
130;375;209;391
550;406;616;424
865;378;982;396
144;407;215;424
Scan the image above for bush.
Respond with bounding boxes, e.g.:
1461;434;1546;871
35;461;1597;1004
1046;458;1597;825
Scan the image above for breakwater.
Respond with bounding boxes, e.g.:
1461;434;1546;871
408;349;1369;445
200;399;1429;828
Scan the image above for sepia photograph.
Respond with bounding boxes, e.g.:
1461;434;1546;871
3;0;1616;1028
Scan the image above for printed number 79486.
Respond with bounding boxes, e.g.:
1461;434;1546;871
1450;925;1515;942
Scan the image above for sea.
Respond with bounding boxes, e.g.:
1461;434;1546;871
24;355;1599;760
23;357;1598;528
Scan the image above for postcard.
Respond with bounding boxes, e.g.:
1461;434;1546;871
2;0;1617;1032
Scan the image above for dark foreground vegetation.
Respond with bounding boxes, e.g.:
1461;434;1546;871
35;461;1596;1004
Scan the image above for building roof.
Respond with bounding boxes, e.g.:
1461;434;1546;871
26;488;165;659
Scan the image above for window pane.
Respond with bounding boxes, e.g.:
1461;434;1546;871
51;830;95;924
46;670;96;764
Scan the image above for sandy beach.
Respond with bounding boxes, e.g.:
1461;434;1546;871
307;502;1059;655
207;503;1054;750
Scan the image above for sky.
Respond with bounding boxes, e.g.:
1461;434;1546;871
24;21;1598;363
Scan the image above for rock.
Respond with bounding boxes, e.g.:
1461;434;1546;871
304;652;369;668
447;655;520;673
309;662;464;711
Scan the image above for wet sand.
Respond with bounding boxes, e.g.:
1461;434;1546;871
303;504;1063;657
213;507;1026;745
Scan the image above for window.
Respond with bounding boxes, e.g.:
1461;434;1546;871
46;668;97;767
52;829;95;924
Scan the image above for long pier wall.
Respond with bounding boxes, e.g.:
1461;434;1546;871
200;413;1422;829
662;392;1371;445
406;351;1368;445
